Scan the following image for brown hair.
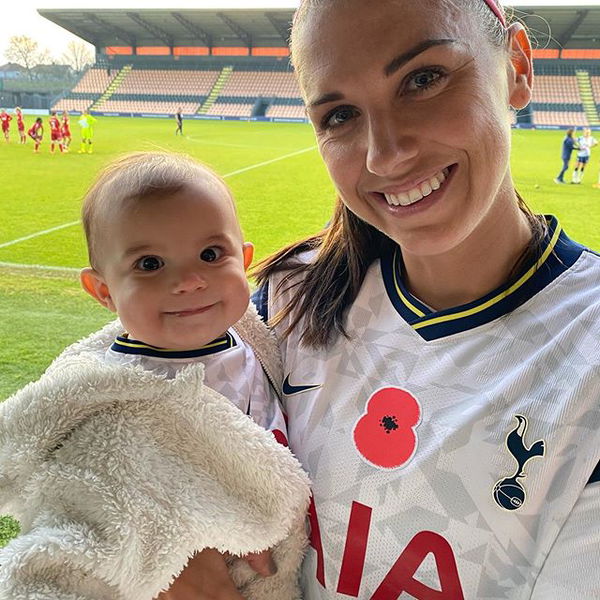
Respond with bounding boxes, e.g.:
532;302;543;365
254;0;547;348
82;152;231;270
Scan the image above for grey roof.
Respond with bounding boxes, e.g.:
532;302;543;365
37;9;295;49
38;6;600;50
0;63;25;72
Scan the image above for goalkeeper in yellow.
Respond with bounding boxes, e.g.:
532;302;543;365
78;111;97;154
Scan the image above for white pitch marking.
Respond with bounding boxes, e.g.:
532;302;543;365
0;261;80;274
222;145;317;178
0;220;81;250
0;145;317;270
185;136;271;150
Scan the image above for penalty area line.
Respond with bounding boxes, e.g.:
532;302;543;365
222;145;317;178
0;220;81;250
0;144;316;255
0;261;80;275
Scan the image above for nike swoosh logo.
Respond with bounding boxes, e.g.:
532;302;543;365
282;374;322;396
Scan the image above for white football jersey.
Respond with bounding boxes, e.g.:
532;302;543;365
106;328;287;439
576;135;597;158
261;217;600;599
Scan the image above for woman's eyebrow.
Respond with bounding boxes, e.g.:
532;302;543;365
307;38;458;109
307;92;344;109
384;39;457;77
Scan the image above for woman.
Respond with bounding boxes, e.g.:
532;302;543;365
101;0;600;598
251;2;599;597
554;127;577;184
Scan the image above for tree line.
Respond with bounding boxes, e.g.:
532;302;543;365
4;36;94;80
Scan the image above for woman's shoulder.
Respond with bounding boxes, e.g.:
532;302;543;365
253;249;317;320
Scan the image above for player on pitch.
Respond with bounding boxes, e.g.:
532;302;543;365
48;111;65;153
0;109;12;142
61;110;72;150
78;110;97;154
15;107;26;144
27;117;43;153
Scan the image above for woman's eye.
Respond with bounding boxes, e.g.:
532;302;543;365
407;69;444;92
135;256;164;271
323;106;358;129
200;247;223;262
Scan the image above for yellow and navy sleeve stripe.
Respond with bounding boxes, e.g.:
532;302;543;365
110;331;236;359
381;216;586;341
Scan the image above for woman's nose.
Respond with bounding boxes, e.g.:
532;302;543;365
365;112;419;177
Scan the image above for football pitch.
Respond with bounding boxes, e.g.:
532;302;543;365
1;118;599;402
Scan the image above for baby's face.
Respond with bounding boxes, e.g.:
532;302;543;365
96;179;252;349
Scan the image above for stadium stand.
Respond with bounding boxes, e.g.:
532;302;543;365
53;98;95;113
266;104;306;119
532;76;581;104
532;111;589;127
205;102;254;117
50;58;600;126
115;70;219;96
96;100;201;114
220;71;301;99
37;7;600;127
71;68;115;94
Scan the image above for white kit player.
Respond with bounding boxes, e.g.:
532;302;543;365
247;0;600;598
572;128;598;184
258;216;600;599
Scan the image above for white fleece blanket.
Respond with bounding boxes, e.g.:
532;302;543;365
0;310;310;600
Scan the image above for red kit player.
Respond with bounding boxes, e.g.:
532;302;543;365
15;107;26;144
0;109;12;142
48;111;65;153
61;111;71;150
28;117;44;153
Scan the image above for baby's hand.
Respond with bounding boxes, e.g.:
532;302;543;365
156;548;244;600
238;549;277;578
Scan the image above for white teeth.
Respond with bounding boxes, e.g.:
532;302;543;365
382;167;451;207
408;188;422;202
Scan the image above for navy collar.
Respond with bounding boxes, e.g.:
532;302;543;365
381;216;585;341
110;331;237;359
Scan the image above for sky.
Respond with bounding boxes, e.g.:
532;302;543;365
1;0;599;64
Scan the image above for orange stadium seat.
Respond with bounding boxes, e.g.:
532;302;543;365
533;111;589;126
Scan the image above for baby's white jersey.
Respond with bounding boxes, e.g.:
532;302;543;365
106;328;287;440
261;217;600;599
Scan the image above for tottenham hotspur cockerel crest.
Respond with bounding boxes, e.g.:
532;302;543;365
493;415;545;511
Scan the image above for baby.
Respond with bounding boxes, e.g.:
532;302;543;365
0;152;309;600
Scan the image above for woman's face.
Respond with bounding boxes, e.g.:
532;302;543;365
296;0;531;258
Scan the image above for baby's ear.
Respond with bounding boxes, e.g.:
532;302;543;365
80;268;116;312
242;242;254;271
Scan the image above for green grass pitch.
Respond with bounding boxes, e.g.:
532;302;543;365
1;119;599;402
0;117;599;544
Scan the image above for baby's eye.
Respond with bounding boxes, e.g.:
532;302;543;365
200;247;223;262
135;256;164;271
